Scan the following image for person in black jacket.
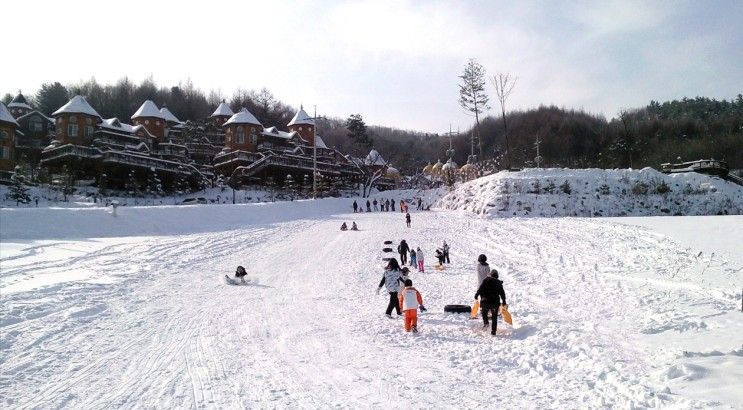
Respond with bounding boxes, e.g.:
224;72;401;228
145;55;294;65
475;269;507;335
398;240;410;265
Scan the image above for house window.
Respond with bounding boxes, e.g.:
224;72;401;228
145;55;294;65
249;133;257;144
68;124;78;137
237;128;245;144
84;126;94;137
69;116;77;123
0;130;8;139
86;118;92;125
0;146;10;159
145;120;150;125
30;118;43;132
156;121;160;126
299;126;303;131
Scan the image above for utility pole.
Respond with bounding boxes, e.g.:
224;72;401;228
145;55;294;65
313;105;317;199
443;124;456;160
307;106;326;199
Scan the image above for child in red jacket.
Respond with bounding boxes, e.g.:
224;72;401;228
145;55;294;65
398;279;426;333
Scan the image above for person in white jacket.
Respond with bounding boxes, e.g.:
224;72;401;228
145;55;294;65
377;258;403;317
476;254;490;286
416;247;425;272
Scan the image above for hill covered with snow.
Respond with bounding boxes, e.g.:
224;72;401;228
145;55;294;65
438;168;743;217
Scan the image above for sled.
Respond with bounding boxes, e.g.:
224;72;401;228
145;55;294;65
435;264;445;271
383;240;393;245
470;300;480;319
382;247;394;253
444;304;471;313
499;305;513;325
224;275;252;286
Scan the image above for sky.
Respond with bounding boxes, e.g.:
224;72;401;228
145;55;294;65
2;0;742;133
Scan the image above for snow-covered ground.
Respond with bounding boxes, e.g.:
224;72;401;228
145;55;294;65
438;168;743;217
1;194;742;408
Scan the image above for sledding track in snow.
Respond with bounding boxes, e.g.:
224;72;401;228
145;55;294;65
1;208;741;408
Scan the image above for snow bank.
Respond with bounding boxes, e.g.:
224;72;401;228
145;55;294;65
0;197;353;240
438;168;743;217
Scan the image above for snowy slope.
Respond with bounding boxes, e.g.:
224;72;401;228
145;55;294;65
1;199;742;408
438;168;743;217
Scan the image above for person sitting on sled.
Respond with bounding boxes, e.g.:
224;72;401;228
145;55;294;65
351;221;359;231
234;265;248;284
398;279;426;332
340;222;348;231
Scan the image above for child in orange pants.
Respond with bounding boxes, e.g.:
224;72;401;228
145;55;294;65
398;279;426;332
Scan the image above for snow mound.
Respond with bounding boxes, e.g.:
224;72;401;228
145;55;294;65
437;168;743;217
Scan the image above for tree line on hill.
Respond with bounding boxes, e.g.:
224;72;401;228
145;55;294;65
4;78;741;173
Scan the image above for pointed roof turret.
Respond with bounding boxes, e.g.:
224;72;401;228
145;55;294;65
224;107;262;127
288;105;314;126
132;100;166;120
8;91;32;110
52;95;102;118
210;101;234;117
159;106;182;124
364;149;386;166
0;103;19;126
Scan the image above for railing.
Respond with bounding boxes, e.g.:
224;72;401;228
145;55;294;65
101;151;196;175
213;150;264;167
661;159;729;175
40;144;102;163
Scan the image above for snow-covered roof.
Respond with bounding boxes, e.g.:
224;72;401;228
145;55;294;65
224;107;262;126
211;102;234;118
442;159;459;170
287;106;314;126
8;92;32;110
16;110;54;123
364;149;386;166
315;135;328;149
261;126;296;140
101;118;136;133
159;107;182;124
0;103;19;126
52;95;102;118
131;124;157;139
131;100;166;120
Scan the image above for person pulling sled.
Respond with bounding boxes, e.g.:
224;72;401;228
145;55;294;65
475;269;507;335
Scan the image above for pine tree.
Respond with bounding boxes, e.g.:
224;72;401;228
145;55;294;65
35;82;69;116
284;174;297;200
301;174;311;198
346;114;373;151
315;173;329;198
560;180;572;195
265;176;276;201
98;172;109;197
126;170;139;197
147;171;163;198
458;59;490;160
6;167;31;205
61;165;76;201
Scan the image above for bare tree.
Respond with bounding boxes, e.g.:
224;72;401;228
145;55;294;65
349;150;389;198
491;72;517;169
458;59;490;160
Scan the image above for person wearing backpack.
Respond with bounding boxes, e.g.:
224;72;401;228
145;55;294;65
475;269;507;335
377;258;403;317
409;248;417;267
